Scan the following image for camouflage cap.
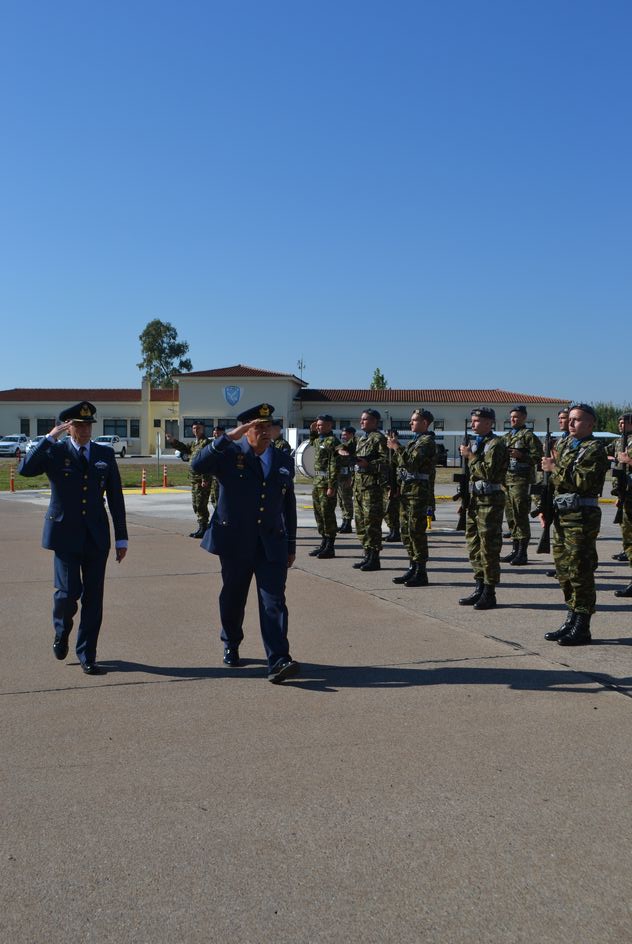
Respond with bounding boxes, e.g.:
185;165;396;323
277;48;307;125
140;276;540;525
471;407;496;421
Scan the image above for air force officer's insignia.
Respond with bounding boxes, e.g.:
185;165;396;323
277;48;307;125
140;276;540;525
224;386;241;406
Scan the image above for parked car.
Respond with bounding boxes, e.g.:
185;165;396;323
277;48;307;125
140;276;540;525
0;434;30;457
94;435;128;457
27;435;47;451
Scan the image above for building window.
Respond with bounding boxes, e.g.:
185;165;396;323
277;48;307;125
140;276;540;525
20;418;30;436
153;419;162;428
391;419;411;431
130;419;140;438
104;419;128;436
165;420;179;439
433;419;445;431
37;418;55;435
217;418;235;429
184;418;214;437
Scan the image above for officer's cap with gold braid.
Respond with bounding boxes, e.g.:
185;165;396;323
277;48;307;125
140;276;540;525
236;403;275;424
59;400;97;424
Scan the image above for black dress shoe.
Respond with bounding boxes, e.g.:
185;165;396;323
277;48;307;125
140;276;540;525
81;662;105;675
53;635;69;660
223;647;241;667
268;658;300;684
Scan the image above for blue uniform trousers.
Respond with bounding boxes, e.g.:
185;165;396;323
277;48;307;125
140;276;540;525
53;533;108;664
218;539;290;668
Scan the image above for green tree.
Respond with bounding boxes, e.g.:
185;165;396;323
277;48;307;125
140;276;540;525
370;367;388;389
137;319;193;387
593;401;632;433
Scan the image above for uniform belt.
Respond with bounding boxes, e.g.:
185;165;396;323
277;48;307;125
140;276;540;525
338;468;352;476
577;497;599;506
399;471;430;482
354;464;378;474
470;481;503;495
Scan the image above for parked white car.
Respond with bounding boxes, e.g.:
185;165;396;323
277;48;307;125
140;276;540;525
27;435;47;451
94;435;128;457
0;434;30;457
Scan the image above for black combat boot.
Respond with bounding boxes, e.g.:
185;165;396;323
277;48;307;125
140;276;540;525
510;540;529;566
612;551;628;561
317;539;336;559
614;582;632;598
474;585;497;610
384;529;401;543
458;580;485;606
545;570;557;578
353;552;369;569
309;539;327;557
558;612;592;646
360;550;381;571
338;520;352;534
393;563;415;584
544;611;575;641
404;564;429;587
501;540;519;563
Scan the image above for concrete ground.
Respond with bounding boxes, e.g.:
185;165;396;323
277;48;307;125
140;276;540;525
1;488;631;944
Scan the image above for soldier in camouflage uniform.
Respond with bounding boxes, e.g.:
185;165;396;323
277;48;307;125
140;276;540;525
341;408;388;571
387;409;437;587
545;407;571;578
612;413;632;597
541;403;609;646
501;405;543;565
336;426;356;534
209;426;225;510
458;407;509;610
605;414;632;561
166;421;213;538
308;415;340;559
271;420;293;456
383;437;401;542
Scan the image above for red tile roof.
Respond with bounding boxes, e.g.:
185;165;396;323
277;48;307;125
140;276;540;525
0;388;178;403
297;389;568;404
177;364;306;384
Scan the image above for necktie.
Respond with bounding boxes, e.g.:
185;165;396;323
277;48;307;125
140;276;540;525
79;446;88;471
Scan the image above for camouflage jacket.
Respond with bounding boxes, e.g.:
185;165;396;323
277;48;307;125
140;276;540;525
607;435;631;499
551;436;608;498
273;437;292;455
393;432;437;492
354;430;389;486
469;433;509;486
309;431;340;488
503;426;543;479
554;432;571;459
170;436;213;481
336;436;356;479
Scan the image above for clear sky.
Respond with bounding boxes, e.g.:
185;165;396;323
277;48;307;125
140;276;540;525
1;0;630;405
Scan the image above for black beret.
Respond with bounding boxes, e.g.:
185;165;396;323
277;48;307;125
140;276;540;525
236;403;275;424
471;407;496;421
59;400;97;423
316;414;334;423
362;408;381;420
342;426;356;434
413;408;434;424
558;407;570;416
510;404;527;414
569;402;596;420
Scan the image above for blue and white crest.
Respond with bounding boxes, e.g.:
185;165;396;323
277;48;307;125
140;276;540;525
224;385;241;406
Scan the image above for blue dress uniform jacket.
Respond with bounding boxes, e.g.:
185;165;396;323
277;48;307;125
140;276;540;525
19;437;127;665
191;435;296;561
191;435;296;668
19;438;128;552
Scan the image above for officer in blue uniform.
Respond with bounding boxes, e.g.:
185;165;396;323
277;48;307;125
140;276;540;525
19;401;128;675
191;403;300;684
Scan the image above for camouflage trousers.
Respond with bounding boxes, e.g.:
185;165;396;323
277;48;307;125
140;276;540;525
465;495;505;587
337;474;354;522
312;480;338;538
209;477;219;509
354;481;384;551
399;487;430;563
623;501;632;566
504;477;532;541
552;507;601;614
384;487;400;532
191;478;211;528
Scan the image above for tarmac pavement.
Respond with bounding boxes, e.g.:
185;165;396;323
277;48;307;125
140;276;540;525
1;487;632;943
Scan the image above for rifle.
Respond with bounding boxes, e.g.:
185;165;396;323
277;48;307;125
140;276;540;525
530;418;553;554
452;420;470;531
612;429;629;525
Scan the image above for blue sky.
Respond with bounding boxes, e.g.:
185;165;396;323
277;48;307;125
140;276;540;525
1;0;630;404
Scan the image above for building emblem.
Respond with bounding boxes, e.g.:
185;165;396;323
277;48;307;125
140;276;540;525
224;385;241;406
